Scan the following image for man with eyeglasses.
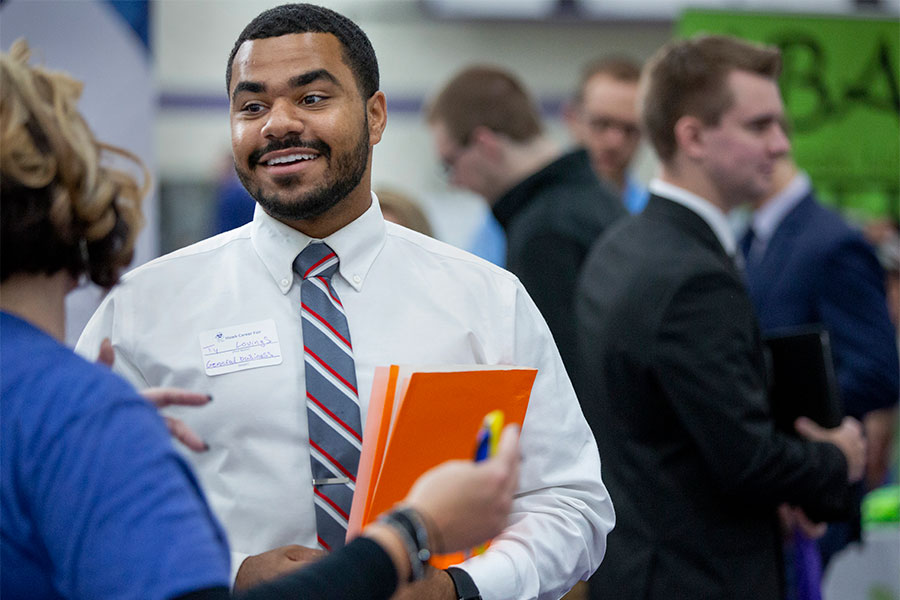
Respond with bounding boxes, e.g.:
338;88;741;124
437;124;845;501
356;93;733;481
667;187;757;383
564;56;648;213
427;65;625;390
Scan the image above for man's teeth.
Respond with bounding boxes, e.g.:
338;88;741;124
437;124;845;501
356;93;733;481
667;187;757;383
266;153;316;165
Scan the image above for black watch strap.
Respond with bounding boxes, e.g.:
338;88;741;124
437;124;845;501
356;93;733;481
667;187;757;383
445;567;482;600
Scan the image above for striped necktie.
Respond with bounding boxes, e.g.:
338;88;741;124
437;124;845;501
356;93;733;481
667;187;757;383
294;242;362;552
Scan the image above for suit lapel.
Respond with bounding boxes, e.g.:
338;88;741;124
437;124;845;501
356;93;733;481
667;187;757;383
644;194;739;275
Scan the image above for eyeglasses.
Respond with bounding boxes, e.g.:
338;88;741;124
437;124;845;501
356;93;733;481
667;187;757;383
587;116;640;138
440;139;474;179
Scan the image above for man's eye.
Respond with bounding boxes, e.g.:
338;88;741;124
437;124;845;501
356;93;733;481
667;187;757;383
242;102;265;114
748;119;772;132
302;94;325;105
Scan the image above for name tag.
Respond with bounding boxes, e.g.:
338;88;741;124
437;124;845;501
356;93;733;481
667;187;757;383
199;319;283;376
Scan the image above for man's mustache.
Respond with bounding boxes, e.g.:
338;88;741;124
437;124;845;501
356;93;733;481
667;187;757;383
248;136;331;168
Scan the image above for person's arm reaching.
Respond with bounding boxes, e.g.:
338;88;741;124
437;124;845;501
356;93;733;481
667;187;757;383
177;425;521;600
96;337;211;452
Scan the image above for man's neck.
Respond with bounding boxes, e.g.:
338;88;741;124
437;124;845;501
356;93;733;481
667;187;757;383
0;271;73;341
274;184;374;239
659;163;729;214
489;136;560;204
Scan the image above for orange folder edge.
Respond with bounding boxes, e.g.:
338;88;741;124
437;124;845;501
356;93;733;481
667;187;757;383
347;364;399;539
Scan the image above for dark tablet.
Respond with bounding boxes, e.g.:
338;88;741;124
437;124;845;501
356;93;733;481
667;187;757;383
762;325;844;433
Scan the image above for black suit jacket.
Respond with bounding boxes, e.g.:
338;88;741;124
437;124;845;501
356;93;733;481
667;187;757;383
494;148;626;388
575;194;851;599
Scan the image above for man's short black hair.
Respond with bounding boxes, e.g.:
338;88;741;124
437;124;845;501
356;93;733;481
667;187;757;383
226;3;379;99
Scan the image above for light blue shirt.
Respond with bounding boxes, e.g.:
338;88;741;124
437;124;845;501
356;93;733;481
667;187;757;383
467;210;507;268
623;176;649;214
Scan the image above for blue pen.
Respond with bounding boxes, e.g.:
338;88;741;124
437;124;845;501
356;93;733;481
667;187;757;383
474;410;504;462
470;410;505;557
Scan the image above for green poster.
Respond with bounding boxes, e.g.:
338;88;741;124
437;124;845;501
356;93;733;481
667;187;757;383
678;10;899;220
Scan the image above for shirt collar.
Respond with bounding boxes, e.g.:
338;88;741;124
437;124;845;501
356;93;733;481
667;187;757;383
751;171;810;245
649;178;738;256
250;192;386;294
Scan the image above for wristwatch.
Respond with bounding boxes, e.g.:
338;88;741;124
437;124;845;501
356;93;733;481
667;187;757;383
446;567;482;600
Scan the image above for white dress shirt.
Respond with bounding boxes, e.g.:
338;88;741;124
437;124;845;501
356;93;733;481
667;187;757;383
76;194;614;600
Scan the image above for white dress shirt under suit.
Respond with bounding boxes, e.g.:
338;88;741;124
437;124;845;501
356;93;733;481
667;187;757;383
76;195;615;600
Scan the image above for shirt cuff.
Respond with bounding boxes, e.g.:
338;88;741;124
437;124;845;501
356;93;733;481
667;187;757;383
455;548;522;600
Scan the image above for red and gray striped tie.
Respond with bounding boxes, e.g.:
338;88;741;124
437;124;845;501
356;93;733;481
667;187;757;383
294;242;362;552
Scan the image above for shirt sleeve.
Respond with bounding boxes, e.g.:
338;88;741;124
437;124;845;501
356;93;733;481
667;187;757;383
75;286;149;390
27;385;231;600
457;284;615;600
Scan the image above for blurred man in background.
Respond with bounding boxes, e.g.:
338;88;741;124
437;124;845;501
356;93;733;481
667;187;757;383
565;56;648;213
742;156;899;570
427;65;625;387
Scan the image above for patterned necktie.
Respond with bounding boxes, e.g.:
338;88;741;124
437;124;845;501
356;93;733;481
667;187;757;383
294;242;362;552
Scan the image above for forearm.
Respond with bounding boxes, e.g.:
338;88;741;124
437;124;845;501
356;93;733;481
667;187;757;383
173;538;403;600
236;538;398;600
363;522;410;583
389;568;455;600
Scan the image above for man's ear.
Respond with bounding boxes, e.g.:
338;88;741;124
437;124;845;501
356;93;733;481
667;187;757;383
469;125;503;161
367;91;387;146
673;115;705;160
562;101;581;138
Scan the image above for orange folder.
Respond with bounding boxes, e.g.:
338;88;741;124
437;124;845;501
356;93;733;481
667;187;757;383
347;364;537;567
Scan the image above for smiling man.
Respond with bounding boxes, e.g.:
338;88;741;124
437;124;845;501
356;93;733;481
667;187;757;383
76;4;614;600
575;35;865;599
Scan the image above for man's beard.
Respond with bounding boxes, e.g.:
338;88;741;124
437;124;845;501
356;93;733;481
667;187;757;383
235;117;370;223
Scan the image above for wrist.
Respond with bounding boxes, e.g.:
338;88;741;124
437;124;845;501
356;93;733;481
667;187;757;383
378;507;433;583
363;522;412;583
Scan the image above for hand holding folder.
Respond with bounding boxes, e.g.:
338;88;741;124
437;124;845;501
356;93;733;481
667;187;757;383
347;364;537;567
403;422;521;554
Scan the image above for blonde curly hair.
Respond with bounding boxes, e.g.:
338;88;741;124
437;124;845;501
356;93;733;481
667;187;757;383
1;39;147;287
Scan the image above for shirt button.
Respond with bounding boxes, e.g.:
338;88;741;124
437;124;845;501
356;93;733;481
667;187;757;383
353;275;361;284
280;278;289;287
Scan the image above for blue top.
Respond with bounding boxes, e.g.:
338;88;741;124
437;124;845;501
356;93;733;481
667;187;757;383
467;211;507;268
1;311;230;599
623;176;649;214
214;174;256;235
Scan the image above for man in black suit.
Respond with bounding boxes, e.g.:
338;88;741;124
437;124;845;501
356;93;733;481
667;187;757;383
575;35;867;599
